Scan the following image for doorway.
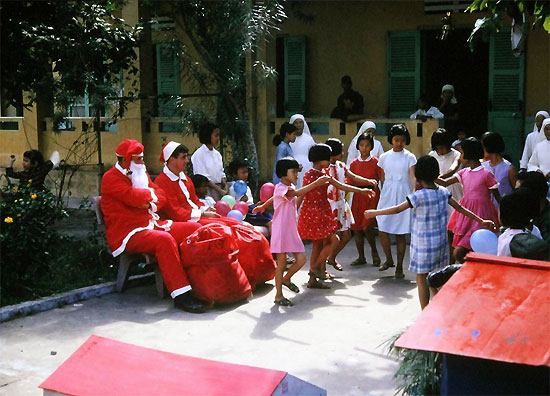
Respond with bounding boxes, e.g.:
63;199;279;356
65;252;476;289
422;28;489;139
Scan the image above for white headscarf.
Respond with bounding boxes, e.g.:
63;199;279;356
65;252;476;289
441;84;458;104
347;121;376;166
533;111;550;133
289;114;315;188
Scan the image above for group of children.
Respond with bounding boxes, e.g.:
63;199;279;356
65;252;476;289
5;111;548;311
262;113;549;309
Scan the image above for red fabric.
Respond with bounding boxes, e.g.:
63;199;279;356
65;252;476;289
180;224;252;304
349;157;383;230
125;222;201;293
395;253;550;367
115;139;132;157
298;168;338;240
230;223;276;288
100;167;169;254
155;171;206;222
40;335;287;396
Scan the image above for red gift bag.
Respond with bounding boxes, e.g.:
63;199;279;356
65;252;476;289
180;224;252;305
230;223;276;288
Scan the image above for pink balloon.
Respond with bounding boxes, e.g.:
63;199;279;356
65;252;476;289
233;201;249;217
214;200;231;216
260;182;275;202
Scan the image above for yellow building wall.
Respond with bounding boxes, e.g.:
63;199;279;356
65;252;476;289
264;1;549;117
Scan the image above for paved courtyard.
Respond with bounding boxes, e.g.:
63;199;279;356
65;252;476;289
0;240;421;395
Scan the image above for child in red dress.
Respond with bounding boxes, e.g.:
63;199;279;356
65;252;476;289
349;133;384;266
298;144;373;288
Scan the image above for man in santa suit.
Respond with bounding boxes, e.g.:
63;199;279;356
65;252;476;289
155;141;231;224
101;139;206;313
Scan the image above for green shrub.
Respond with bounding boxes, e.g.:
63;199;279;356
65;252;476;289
0;184;117;306
386;332;442;396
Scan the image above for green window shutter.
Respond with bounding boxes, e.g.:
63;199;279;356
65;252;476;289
284;36;306;117
489;31;525;112
387;31;420;118
156;43;180;117
488;29;525;168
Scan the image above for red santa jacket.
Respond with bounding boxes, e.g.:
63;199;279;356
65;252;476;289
154;166;206;222
101;164;171;256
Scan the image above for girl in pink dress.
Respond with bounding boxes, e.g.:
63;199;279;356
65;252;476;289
298;144;373;289
436;137;501;263
253;157;330;306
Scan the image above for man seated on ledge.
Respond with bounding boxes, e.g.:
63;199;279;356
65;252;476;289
100;139;206;313
154;141;222;223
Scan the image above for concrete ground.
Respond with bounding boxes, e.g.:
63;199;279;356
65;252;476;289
0;239;421;396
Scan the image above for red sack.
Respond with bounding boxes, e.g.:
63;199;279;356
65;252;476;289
230;223;276;288
180;224;252;305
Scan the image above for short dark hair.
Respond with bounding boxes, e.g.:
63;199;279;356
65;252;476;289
190;174;209;189
325;138;343;156
170;144;189;159
356;132;374;150
461;137;484;160
23;149;45;167
341;75;352;84
199;122;219;145
387;124;411;145
499;189;537;229
481;131;505;154
275;156;300;178
518;171;548;199
308;143;332;162
273;122;298;146
227;159;248;176
431;128;452;151
415;155;440;183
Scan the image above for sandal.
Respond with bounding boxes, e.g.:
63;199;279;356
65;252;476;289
285;255;296;265
274;297;293;306
394;271;405;279
379;262;395;271
307;279;331;289
308;271;323;280
283;281;300;293
350;257;367;266
327;260;343;271
372;255;381;267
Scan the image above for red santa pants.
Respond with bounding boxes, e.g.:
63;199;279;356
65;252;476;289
125;222;202;297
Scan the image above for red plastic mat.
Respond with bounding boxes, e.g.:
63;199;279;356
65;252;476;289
40;335;286;396
395;253;550;367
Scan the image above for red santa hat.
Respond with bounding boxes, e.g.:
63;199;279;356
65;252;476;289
160;141;181;163
116;139;144;169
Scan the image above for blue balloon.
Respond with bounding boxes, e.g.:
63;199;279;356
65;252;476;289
234;180;248;196
470;229;498;255
227;209;244;222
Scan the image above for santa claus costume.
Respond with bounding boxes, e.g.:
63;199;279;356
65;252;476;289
154;141;237;227
100;140;204;313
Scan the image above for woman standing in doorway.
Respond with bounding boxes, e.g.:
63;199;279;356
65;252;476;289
438;84;460;138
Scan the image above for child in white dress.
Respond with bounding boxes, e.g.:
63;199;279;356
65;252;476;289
376;124;417;278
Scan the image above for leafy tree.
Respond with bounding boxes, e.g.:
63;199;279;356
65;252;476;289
1;0;141;163
147;0;286;190
466;0;549;51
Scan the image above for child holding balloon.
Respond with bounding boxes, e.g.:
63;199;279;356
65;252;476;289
254;157;330;306
365;156;495;309
436;137;501;263
227;160;254;204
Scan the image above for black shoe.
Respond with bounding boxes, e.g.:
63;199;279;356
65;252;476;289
174;291;207;314
427;264;462;288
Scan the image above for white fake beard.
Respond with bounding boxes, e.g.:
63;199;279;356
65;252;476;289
129;162;149;189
